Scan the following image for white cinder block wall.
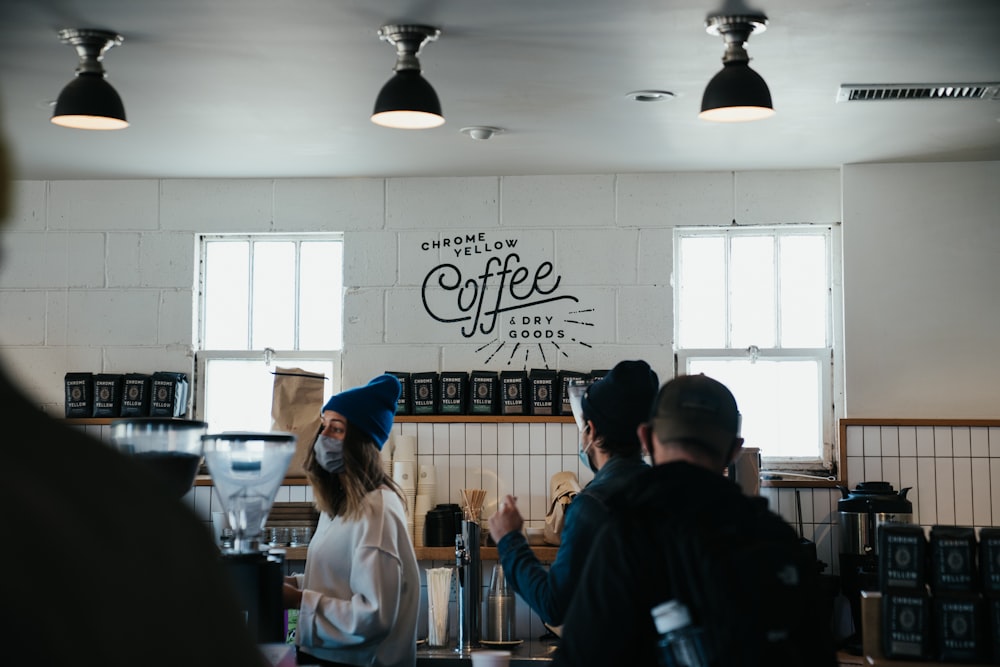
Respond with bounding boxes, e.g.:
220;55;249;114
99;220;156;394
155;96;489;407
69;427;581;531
6;163;1000;641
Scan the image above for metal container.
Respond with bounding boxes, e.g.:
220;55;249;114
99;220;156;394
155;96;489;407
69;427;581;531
837;481;912;557
837;481;913;654
455;519;482;652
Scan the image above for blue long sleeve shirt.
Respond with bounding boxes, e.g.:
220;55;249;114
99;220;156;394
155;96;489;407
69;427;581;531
495;455;648;626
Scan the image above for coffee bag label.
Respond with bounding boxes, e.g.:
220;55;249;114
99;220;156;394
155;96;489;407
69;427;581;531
412;373;438;414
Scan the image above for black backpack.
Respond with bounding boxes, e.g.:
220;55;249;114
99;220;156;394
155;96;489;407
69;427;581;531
633;504;835;667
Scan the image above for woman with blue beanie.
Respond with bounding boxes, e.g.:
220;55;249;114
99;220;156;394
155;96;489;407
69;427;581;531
283;374;419;667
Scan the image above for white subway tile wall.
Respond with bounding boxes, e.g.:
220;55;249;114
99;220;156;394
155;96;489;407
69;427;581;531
73;420;1000;642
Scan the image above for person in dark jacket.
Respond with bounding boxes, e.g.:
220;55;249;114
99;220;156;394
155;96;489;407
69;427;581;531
486;360;659;627
553;374;836;667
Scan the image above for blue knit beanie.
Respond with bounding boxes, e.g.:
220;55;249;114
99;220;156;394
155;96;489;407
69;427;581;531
322;374;401;449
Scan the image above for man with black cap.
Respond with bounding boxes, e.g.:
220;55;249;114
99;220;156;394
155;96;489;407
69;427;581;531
487;359;659;628
552;374;836;666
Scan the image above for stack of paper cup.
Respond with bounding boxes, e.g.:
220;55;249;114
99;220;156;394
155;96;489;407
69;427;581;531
380;436;395;475
392;439;417;540
414;463;436;548
394;435;416;463
417;464;437;503
413;493;433;547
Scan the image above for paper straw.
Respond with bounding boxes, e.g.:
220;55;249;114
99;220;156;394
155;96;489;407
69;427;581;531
427;566;453;646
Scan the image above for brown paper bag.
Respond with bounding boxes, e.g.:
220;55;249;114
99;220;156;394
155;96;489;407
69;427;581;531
270;367;326;476
543;471;582;546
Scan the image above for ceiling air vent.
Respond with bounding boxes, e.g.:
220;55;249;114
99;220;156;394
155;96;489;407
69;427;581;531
836;82;1000;103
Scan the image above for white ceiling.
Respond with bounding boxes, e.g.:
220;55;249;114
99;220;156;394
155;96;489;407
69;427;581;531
0;0;998;181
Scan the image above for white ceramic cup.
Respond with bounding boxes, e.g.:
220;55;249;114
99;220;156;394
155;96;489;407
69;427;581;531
470;650;512;667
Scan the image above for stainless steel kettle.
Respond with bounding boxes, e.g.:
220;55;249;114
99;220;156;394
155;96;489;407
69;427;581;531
837;481;912;557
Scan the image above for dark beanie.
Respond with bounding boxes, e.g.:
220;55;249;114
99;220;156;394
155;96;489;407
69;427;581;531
580;360;659;449
322;374;401;450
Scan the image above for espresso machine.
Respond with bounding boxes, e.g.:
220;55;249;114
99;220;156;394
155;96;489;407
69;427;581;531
837;481;912;653
202;431;297;644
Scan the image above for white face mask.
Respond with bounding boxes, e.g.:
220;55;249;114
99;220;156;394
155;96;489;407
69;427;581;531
313;434;345;473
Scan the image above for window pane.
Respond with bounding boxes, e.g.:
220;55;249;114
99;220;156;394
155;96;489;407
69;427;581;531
780;235;828;347
299;241;343;350
204;242;249;349
730;236;775;348
251;242;296;349
203;358;335;433
688;358;822;459
677;236;726;348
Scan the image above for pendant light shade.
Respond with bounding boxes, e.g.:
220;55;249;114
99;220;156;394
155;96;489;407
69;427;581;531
51;29;128;130
371;25;444;129
699;14;774;122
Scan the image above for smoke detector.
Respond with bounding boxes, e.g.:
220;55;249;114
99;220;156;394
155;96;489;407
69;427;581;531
461;126;504;140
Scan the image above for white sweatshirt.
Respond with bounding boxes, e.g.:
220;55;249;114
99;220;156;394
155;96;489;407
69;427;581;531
296;488;419;667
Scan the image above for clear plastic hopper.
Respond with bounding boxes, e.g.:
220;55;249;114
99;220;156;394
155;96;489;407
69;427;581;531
110;418;208;499
202;431;297;554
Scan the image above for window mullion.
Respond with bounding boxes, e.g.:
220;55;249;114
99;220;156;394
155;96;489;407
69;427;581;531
247;240;255;350
293;240;302;351
774;234;782;347
724;234;733;348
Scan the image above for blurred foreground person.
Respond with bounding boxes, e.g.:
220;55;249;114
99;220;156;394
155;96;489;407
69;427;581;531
0;103;267;666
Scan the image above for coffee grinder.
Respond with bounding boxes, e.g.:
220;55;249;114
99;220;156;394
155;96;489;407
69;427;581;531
109;418;208;499
837;481;912;654
202;431;297;644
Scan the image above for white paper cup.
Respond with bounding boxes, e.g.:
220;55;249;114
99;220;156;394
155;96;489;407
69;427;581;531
418;463;437;487
393;460;416;489
470;650;511;667
394;434;417;461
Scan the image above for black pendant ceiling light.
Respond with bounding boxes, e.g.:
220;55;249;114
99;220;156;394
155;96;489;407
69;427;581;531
371;24;444;129
699;13;775;122
51;28;128;130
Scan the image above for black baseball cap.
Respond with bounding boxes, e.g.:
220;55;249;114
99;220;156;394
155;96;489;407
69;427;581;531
650;374;741;457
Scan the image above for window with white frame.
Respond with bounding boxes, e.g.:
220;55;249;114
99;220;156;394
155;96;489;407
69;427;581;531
196;234;343;432
673;224;842;474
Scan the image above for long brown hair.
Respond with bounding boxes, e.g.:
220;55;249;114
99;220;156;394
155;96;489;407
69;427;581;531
305;425;404;521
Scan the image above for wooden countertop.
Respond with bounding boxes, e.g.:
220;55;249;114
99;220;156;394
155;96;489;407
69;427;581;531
277;545;558;563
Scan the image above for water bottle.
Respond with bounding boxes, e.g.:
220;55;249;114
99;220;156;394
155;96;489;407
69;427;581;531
652;600;712;667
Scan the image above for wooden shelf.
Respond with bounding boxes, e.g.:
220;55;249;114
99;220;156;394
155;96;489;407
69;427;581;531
66;415;575;426
277;545;559;563
193;474;310;486
395;415;574;423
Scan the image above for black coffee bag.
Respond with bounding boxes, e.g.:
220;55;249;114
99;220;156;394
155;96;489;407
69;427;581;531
64;372;93;418
92;373;124;418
